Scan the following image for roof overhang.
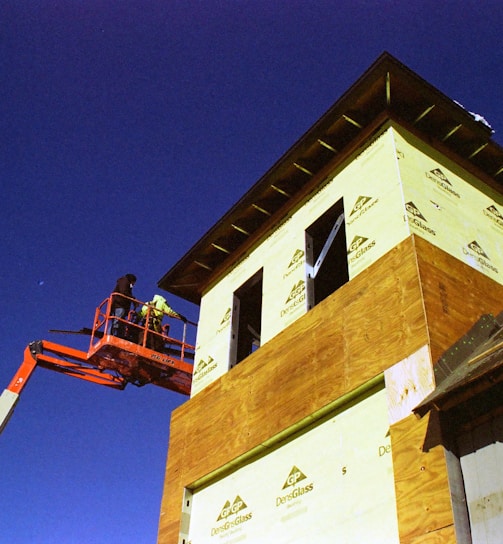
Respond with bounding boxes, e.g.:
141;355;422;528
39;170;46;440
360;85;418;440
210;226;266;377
158;52;503;304
414;313;503;418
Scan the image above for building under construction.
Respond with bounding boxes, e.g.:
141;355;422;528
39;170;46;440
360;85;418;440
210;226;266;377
156;53;503;543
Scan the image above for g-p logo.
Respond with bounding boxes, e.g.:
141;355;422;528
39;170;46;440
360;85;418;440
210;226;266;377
406;202;427;221
231;500;243;514
216;496;247;521
348;236;367;253
405;202;419;217
282;466;307;489
287;471;302;486
350;195;372;215
468;241;489;258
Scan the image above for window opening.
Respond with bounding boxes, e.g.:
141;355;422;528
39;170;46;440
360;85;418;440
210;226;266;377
305;198;348;308
229;269;263;368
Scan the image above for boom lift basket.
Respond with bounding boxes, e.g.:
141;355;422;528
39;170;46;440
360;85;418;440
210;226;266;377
0;295;195;434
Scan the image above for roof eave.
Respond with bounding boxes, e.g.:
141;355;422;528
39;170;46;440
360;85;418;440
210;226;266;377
158;52;503;304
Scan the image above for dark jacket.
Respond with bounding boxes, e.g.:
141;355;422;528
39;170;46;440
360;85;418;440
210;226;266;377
111;276;134;310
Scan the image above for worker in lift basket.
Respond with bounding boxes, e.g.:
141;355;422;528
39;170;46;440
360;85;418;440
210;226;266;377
110;273;137;337
138;294;186;351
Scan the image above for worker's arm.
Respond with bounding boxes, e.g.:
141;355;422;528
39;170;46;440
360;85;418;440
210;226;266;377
157;300;182;320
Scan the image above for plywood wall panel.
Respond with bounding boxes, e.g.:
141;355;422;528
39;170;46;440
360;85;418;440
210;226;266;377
340;244;428;393
415;236;503;364
390;413;455;542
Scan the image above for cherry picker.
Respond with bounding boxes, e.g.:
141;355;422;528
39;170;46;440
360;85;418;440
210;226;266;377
0;293;195;434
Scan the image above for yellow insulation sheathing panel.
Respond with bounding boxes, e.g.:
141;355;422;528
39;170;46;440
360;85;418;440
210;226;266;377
344;128;409;278
191;286;233;395
346;187;408;279
191;337;229;395
394;126;503;285
262;243;307;340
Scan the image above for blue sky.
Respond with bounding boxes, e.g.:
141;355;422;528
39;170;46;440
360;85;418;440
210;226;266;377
1;1;502;542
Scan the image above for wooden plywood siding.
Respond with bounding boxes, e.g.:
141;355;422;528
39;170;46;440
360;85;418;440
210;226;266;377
415;236;503;365
390;413;456;544
389;237;503;544
158;236;429;543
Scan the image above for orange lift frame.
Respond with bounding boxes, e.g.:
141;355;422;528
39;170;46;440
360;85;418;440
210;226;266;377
0;294;196;434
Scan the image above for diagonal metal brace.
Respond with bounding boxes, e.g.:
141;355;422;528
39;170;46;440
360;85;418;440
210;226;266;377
309;212;345;279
